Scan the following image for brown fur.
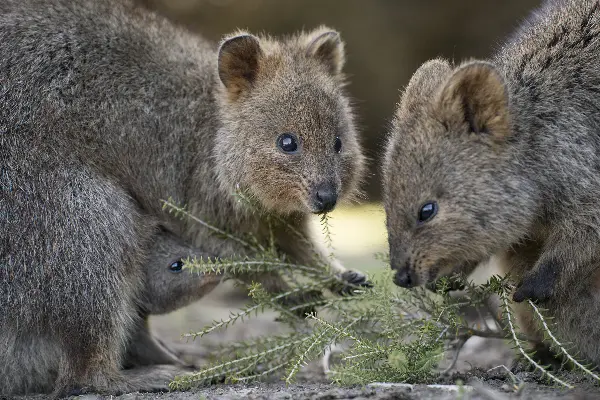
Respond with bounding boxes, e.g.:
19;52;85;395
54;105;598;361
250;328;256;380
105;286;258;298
383;0;600;366
212;26;364;216
0;0;366;395
435;62;510;142
218;35;263;102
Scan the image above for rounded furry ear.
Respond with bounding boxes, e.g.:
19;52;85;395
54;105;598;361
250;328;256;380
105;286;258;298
305;29;345;76
435;61;510;141
218;34;263;100
398;58;452;115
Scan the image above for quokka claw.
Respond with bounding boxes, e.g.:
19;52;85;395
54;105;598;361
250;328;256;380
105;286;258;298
512;262;557;303
335;270;373;295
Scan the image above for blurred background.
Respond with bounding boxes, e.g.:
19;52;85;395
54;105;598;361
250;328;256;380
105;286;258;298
142;0;539;369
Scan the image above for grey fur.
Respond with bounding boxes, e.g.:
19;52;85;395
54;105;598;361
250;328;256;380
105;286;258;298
138;229;221;317
383;0;600;366
0;0;365;395
124;229;220;370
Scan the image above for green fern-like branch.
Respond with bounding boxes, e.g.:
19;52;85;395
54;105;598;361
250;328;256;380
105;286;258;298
319;213;335;259
161;197;263;253
183;302;266;340
183;255;332;282
165;190;597;389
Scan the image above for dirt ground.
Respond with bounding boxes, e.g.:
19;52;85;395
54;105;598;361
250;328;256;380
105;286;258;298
66;381;599;400
93;278;596;399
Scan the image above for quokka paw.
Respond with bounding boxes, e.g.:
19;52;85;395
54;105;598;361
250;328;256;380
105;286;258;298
333;270;373;295
123;365;192;393
51;366;184;399
50;387;87;399
512;263;558;303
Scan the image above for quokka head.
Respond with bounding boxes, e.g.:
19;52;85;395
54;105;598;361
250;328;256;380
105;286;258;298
141;230;222;315
383;59;539;288
214;26;365;216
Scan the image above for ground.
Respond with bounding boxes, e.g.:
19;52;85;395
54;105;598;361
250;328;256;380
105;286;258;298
68;381;598;400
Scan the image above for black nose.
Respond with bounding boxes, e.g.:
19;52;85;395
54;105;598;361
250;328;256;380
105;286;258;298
393;267;413;288
313;183;338;214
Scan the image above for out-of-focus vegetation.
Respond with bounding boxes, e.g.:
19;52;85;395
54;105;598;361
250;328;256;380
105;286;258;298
140;0;540;200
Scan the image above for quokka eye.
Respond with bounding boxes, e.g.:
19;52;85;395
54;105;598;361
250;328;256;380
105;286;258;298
334;136;342;153
418;201;438;223
168;259;184;273
276;133;299;154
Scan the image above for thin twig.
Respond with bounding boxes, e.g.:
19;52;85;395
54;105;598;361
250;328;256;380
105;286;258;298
487;365;524;393
285;328;330;384
500;290;573;389
162;198;262;252
527;299;600;381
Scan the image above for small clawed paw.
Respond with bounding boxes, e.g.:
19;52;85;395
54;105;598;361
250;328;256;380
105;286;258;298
512;262;558;303
335;270;373;295
512;277;552;303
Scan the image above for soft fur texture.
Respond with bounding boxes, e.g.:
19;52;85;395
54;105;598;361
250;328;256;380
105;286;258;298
383;0;600;366
0;0;365;395
139;230;221;317
125;230;219;370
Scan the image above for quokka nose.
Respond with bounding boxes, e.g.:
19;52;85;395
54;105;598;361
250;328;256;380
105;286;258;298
313;183;338;214
393;267;413;288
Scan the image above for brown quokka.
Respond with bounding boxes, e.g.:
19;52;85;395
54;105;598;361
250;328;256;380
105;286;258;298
124;229;221;371
0;0;367;396
382;0;600;367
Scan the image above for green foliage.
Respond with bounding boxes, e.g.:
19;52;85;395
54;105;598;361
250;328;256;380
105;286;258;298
161;195;597;391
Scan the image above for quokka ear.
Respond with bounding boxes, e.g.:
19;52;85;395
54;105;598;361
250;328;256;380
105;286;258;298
398;58;452;115
435;61;510;142
218;33;263;100
305;28;345;76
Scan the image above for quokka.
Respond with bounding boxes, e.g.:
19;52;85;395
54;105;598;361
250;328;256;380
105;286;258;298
383;0;600;367
0;0;367;395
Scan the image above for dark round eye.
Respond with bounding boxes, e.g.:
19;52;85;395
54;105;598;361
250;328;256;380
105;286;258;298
418;202;438;223
168;259;184;273
276;133;299;154
334;136;342;153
